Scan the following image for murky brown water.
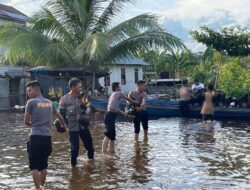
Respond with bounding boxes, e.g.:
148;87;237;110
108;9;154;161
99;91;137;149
0;112;249;190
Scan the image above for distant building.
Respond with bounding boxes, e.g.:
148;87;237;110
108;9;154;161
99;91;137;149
0;5;28;109
0;65;27;109
28;65;108;99
99;57;149;95
0;4;28;24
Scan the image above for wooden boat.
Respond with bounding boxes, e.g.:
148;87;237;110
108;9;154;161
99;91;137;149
90;97;250;120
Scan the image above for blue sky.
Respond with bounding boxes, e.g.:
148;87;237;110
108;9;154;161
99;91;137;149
2;0;250;51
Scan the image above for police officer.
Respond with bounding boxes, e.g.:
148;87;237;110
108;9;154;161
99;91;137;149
24;81;67;190
59;78;94;167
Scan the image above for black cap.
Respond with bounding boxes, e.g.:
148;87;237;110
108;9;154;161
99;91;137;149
25;80;41;88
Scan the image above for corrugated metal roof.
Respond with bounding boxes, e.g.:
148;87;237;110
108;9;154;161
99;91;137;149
0;66;26;78
115;57;149;66
28;65;108;78
0;4;28;23
1;10;27;20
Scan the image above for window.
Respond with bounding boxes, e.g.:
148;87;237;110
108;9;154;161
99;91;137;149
121;68;126;85
134;68;139;83
104;68;110;86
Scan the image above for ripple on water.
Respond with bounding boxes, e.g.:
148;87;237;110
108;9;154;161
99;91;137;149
0;113;250;189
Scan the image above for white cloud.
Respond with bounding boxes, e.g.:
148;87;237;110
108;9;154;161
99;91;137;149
129;0;250;26
2;0;249;52
4;0;45;16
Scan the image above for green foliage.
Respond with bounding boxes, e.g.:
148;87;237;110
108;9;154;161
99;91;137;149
140;49;169;77
219;62;250;98
191;26;250;56
192;62;217;85
0;0;185;66
169;50;200;78
141;49;200;79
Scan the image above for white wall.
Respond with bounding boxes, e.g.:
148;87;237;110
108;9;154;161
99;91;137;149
99;65;143;95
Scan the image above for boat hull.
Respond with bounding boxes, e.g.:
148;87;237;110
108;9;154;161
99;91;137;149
90;98;250;120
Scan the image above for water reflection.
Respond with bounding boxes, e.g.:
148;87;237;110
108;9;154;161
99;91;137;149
131;140;151;184
179;118;250;188
179;118;216;144
69;163;95;190
0;113;249;189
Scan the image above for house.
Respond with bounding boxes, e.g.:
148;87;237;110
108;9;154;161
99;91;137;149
0;4;28;24
0;4;28;109
99;57;149;95
0;65;27;109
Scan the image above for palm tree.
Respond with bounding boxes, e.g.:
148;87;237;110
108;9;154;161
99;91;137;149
0;0;185;90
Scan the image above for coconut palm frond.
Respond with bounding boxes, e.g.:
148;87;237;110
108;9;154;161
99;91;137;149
75;32;111;64
107;31;186;63
0;24;29;46
93;0;135;32
36;39;75;66
201;47;216;63
7;32;50;65
107;13;162;43
46;0;86;42
0;0;186;67
31;8;74;45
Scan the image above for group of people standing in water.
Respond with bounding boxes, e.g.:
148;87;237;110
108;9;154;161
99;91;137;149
179;78;216;124
24;78;148;190
24;76;217;189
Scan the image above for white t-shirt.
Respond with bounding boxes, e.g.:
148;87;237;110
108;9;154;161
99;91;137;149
192;83;204;92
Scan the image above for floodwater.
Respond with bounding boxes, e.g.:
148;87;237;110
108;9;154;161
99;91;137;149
0;112;249;190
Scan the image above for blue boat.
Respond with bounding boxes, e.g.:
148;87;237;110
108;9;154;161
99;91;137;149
90;97;250;120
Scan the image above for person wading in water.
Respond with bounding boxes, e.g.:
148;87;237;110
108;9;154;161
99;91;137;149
179;79;192;118
201;84;216;124
59;78;95;167
24;81;67;190
102;82;138;154
128;80;148;141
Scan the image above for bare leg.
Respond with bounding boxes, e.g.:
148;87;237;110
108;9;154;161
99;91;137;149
202;115;206;125
40;169;47;188
134;133;139;141
32;170;41;189
144;130;148;141
108;140;115;153
102;136;110;154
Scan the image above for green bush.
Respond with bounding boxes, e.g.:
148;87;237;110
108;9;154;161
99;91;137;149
219;62;250;98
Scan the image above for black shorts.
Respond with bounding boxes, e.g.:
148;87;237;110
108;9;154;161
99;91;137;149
27;135;52;171
134;110;149;134
104;112;117;141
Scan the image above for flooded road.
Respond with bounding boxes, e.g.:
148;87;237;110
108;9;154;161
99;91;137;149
0;112;249;190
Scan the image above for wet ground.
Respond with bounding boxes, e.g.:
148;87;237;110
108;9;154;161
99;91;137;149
0;112;249;190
